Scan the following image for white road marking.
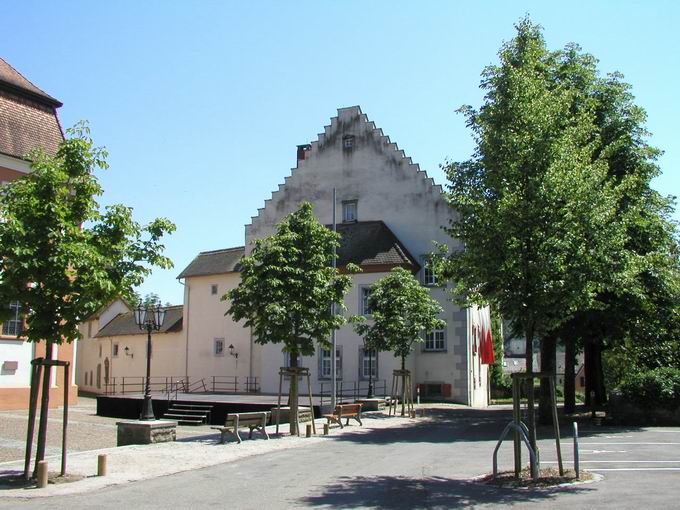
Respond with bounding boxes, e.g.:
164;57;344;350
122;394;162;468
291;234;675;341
544;460;680;464
580;442;680;445
587;468;680;471
581;449;628;454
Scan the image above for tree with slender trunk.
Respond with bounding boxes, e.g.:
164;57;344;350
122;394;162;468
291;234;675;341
352;267;445;416
0;123;175;477
225;202;354;435
438;18;626;469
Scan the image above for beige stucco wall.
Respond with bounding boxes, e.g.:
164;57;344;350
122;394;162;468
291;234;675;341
183;273;252;390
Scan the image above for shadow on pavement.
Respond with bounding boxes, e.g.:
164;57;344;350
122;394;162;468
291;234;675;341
335;407;644;446
298;474;594;509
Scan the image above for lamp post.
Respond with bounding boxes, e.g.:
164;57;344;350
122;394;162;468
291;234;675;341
134;302;166;421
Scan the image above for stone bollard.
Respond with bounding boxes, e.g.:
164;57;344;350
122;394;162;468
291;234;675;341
306;424;312;438
37;460;48;488
97;454;108;476
323;423;329;435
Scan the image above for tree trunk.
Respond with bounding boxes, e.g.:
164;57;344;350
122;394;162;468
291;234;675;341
33;341;53;478
289;352;299;436
584;340;593;407
400;355;406;417
525;327;538;474
564;338;576;414
539;333;556;425
594;342;607;406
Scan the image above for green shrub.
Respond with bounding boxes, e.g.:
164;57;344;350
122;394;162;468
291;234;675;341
618;367;680;410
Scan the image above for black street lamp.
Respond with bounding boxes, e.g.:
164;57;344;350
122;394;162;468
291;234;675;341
134;302;166;421
364;339;375;399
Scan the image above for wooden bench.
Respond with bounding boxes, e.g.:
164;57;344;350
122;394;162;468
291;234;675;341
211;411;270;444
323;403;363;429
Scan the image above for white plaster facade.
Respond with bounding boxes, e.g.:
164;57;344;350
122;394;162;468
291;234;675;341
245;107;488;406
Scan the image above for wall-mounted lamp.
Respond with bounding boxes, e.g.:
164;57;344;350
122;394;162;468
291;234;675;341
229;344;239;359
124;346;134;359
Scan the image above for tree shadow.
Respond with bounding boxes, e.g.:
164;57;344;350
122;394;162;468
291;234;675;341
332;407;645;446
298;474;594;509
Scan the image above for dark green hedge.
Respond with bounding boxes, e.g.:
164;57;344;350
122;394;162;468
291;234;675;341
618;367;680;409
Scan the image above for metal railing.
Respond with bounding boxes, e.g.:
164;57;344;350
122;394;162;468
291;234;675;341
319;379;387;407
104;376;260;396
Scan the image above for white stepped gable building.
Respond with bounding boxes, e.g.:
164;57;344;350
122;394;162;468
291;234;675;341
77;106;490;406
245;106;489;406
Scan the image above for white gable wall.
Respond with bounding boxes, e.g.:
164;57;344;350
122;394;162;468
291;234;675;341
246;107;482;405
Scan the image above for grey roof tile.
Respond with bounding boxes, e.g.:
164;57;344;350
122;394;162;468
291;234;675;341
95;305;183;337
177;246;244;279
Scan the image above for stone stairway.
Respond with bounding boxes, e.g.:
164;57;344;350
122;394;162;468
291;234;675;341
163;403;213;425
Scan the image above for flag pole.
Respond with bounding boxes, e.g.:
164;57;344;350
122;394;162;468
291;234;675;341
331;187;337;409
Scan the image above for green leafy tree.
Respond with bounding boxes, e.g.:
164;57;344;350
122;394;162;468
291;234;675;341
0;123;175;475
353;267;445;415
438;18;626;461
543;52;680;412
225;202;354;434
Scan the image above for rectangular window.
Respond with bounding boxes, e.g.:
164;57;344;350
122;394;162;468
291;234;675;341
113;343;119;358
422;256;438;286
211;284;218;295
2;301;23;336
360;287;373;316
214;338;225;357
359;348;378;380
424;329;446;351
342;200;357;222
319;347;342;380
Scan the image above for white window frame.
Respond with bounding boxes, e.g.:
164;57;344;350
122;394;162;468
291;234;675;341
214;338;225;357
359;347;378;380
342;200;358;223
2;301;23;336
424;328;446;352
360;286;373;316
319;347;342;380
421;255;438;286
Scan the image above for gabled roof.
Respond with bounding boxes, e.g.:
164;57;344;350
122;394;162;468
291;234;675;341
335;221;419;272
0;58;62;107
95;305;183;338
177;246;245;279
0;58;64;160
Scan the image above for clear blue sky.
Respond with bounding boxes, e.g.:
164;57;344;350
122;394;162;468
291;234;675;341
3;1;678;305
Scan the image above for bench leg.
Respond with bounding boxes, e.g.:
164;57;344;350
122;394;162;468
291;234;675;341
234;416;242;444
345;417;350;427
262;416;269;439
220;431;227;444
356;416;363;426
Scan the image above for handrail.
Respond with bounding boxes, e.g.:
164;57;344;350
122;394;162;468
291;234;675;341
104;375;261;395
493;420;539;481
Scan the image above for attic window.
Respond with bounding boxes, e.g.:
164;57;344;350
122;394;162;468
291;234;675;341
343;135;355;150
342;200;358;223
211;284;218;295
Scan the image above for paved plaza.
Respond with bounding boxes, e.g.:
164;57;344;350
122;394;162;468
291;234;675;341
1;404;679;509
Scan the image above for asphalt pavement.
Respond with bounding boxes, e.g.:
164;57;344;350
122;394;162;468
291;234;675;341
2;407;679;509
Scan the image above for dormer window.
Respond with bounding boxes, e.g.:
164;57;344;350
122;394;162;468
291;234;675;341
342;200;358;223
343;135;355;150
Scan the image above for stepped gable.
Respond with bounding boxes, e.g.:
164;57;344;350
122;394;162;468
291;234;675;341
177;246;245;279
334;221;420;272
247;106;444;232
0;57;64;159
95;305;183;337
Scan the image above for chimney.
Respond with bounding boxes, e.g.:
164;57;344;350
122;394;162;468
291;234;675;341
297;144;311;163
